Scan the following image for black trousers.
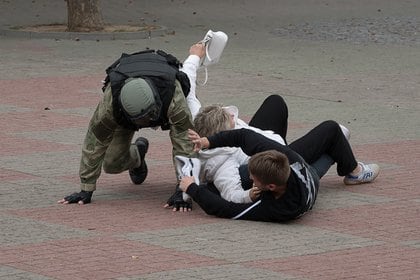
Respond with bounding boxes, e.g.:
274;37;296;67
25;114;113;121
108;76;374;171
241;95;358;185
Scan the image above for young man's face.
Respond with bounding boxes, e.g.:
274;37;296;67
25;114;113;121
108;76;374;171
250;174;270;192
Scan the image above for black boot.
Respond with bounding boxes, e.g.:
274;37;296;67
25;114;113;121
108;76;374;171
129;137;149;184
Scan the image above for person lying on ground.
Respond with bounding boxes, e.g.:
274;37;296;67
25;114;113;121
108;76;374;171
178;124;379;222
173;94;349;206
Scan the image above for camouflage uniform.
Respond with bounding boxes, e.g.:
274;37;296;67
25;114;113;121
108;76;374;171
79;81;194;192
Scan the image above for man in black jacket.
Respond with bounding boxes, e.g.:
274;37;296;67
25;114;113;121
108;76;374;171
179;123;380;222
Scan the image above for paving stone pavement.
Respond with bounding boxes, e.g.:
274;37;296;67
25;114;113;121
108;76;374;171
1;1;419;279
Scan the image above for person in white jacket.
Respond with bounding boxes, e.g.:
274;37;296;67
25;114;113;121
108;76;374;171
181;49;289;203
192;99;289;203
166;44;284;204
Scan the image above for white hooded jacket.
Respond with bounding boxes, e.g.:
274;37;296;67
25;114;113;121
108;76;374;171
198;146;251;203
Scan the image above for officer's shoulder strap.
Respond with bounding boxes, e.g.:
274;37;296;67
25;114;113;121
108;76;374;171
105;49;155;75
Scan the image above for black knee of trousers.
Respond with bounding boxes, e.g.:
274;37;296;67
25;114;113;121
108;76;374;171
264;94;287;107
320;120;341;135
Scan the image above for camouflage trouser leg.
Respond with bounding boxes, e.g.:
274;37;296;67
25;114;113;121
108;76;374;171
102;127;138;174
79;87;139;191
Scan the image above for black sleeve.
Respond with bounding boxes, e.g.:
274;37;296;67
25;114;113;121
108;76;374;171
186;183;284;222
208;128;300;161
186;183;254;219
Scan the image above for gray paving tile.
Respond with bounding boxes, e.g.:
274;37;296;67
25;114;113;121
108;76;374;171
0;179;76;210
117;264;306;280
401;240;420;249
0;105;32;114
314;186;394;210
0;151;79;177
125;221;382;262
0;265;53;280
0;214;95;246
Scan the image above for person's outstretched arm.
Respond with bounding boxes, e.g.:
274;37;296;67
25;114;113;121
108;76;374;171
192;128;295;158
180;176;277;222
181;43;205;120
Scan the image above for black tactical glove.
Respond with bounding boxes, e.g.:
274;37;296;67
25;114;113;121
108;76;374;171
64;190;93;204
166;184;192;211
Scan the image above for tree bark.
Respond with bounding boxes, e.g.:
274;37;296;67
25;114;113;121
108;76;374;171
66;0;104;32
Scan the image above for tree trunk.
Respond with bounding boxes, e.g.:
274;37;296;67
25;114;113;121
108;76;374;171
66;0;104;32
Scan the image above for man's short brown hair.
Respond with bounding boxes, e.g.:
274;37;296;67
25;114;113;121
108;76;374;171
248;150;290;186
194;105;231;137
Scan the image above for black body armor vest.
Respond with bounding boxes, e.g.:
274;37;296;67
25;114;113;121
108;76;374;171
103;49;191;130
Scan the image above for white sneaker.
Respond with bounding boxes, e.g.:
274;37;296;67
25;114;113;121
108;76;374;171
344;162;380;185
200;30;228;67
175;156;201;201
199;30;228;85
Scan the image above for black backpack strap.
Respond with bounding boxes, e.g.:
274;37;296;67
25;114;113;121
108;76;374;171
155;50;190;97
176;71;191;97
156;49;183;69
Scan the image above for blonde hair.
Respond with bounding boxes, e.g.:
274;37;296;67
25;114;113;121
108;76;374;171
194;105;231;137
248;150;290;186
